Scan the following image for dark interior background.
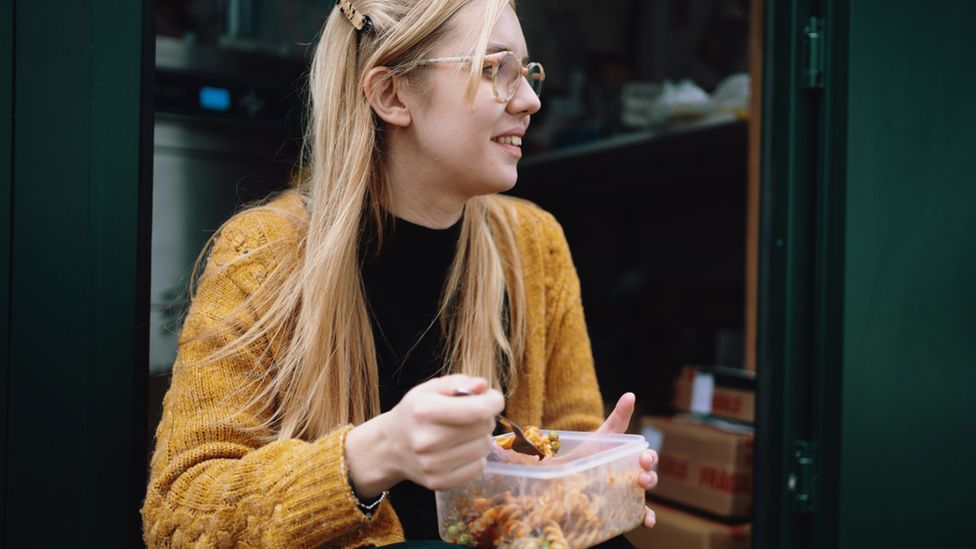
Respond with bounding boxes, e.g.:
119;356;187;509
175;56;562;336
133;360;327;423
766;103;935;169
148;0;751;442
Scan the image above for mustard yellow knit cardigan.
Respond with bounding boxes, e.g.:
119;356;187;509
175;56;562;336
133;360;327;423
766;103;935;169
141;193;604;547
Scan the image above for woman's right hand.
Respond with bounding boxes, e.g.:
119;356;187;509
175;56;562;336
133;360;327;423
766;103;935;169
345;375;503;498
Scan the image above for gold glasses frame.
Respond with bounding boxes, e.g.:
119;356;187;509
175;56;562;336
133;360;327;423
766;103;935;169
417;50;545;103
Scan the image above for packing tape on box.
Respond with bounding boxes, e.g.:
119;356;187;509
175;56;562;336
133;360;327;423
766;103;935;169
690;372;715;415
642;425;664;466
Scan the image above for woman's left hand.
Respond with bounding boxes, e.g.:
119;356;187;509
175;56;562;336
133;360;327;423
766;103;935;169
597;392;658;528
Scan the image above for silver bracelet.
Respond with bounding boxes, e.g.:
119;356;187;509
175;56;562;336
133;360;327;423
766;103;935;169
349;472;388;518
355;490;387;517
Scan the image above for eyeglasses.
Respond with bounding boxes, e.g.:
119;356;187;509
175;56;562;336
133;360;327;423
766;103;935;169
417;50;545;103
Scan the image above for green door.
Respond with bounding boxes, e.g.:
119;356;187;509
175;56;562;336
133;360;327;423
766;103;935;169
836;1;975;546
1;0;151;545
0;0;11;533
759;0;976;547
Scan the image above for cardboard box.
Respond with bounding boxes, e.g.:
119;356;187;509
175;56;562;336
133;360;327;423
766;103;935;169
641;416;753;519
625;500;751;549
673;365;756;424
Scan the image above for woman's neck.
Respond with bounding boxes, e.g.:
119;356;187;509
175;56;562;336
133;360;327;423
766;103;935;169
387;180;466;229
382;133;473;228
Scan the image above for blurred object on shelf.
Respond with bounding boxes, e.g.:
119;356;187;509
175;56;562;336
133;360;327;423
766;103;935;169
620;81;665;128
709;73;751;119
156;0;331;59
154;34;307;137
621;74;750;131
673;365;756;424
623;79;710;127
518;0;750;155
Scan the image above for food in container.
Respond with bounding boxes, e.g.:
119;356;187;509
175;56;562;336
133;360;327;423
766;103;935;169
436;431;648;548
496;427;560;459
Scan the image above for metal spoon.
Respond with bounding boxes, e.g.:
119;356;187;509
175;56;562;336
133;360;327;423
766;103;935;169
452;388;546;459
496;415;547;460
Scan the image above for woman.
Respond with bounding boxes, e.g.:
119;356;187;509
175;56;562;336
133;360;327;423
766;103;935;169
142;0;658;546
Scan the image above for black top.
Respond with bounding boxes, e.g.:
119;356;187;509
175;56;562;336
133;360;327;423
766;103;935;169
361;214;463;541
359;215;635;548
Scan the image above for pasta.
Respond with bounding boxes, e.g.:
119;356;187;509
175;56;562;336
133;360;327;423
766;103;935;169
439;471;641;548
496;427;560;458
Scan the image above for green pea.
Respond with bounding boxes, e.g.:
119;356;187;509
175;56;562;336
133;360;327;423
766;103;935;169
541;541;551;549
458;533;475;546
447;524;459;537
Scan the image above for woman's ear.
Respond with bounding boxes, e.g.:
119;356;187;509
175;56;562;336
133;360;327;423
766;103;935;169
364;66;412;127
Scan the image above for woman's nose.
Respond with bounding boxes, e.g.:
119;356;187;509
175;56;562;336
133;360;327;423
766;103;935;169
507;77;542;116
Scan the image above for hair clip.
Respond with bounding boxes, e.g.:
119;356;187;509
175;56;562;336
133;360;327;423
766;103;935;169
336;0;374;33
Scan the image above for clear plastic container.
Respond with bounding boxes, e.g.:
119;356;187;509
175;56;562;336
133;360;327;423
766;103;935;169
436;431;648;548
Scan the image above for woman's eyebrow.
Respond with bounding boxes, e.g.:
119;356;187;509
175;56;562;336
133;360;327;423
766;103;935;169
486;43;530;63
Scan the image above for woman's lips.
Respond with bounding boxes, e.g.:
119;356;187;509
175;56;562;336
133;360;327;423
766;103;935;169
492;135;522;146
492;135;523;158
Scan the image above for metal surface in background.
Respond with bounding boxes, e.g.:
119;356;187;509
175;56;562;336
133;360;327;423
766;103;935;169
147;0;323;492
150;116;294;374
149;32;305;376
147;30;304;466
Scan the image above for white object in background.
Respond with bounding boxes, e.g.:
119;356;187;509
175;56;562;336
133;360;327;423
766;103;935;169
620;81;664;127
621;78;711;128
707;72;751;117
690;372;715;415
653;79;710;120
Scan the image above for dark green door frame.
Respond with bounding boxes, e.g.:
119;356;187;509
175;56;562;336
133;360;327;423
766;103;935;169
0;0;12;535
759;1;976;548
755;0;813;543
755;0;840;547
2;0;153;545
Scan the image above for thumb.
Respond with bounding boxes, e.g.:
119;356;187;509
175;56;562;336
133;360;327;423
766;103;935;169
596;392;636;434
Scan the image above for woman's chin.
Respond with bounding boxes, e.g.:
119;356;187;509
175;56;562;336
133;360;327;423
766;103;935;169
482;176;519;196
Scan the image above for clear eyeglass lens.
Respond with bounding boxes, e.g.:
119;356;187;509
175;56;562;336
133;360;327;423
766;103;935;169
498;54;521;100
496;52;544;101
526;63;544;96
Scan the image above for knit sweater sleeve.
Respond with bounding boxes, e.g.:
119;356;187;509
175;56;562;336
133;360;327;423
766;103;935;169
534;209;605;432
141;207;399;548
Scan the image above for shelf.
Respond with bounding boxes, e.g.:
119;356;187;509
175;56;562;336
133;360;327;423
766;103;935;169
510;116;747;201
521;114;745;169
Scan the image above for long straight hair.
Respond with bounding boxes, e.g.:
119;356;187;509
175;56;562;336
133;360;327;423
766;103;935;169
181;0;525;442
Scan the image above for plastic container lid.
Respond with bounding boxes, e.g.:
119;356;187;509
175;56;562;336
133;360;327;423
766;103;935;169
483;431;649;478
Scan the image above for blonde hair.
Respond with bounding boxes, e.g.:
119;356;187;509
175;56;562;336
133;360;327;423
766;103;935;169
182;0;525;442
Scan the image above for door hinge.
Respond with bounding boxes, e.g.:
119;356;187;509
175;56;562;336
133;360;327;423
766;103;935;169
788;440;816;512
801;17;825;89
